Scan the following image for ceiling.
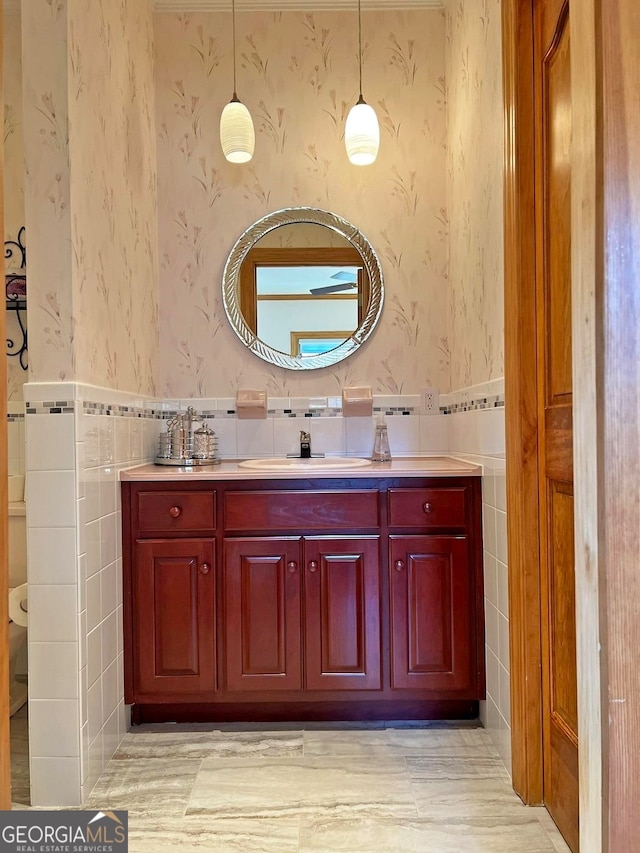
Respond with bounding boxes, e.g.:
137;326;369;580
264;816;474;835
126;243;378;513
153;1;444;10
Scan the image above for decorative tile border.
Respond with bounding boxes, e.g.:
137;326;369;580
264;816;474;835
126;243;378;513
81;401;160;419
26;401;75;415
441;394;505;415
7;412;25;422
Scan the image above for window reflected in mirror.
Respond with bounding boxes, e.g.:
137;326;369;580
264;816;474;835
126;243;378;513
240;246;370;356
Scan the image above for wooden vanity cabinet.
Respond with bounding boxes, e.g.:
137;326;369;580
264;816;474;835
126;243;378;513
133;538;216;696
223;534;381;692
122;475;484;722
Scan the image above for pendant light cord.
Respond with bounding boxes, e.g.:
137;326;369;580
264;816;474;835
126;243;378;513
232;0;238;99
357;0;363;99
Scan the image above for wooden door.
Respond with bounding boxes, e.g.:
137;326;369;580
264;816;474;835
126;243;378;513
304;536;381;691
0;4;10;809
534;1;579;848
389;536;474;692
133;539;216;696
224;537;302;691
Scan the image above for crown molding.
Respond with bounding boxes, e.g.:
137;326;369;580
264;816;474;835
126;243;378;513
154;1;444;11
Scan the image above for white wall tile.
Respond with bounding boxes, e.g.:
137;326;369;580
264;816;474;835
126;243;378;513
494;467;507;511
28;471;77;527
101;562;118;621
102;660;119;721
100;513;117;570
87;678;103;743
103;707;120;765
497;559;509;618
485;647;500;707
102;611;119;670
496;508;508;564
97;416;115;465
87;730;105;796
29;643;79;700
26;414;76;471
498;612;510;672
31;757;82;807
87;626;102;688
99;464;117;516
85;519;101;579
211;416;237;458
27;527;77;585
273;417;307;457
482;504;497;558
29;585;78;643
237;418;274;458
86;573;101;633
483;551;498;607
345;416;375;456
499;662;511;726
29;700;80;757
485;600;499;658
385;415;420;455
114;417;131;463
308;416;346;456
419;414;449;453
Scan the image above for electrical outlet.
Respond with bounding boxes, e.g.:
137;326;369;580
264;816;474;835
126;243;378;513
421;388;439;414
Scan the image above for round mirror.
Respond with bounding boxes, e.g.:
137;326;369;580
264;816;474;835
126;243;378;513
222;208;384;370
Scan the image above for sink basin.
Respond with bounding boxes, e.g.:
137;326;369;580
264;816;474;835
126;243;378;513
238;456;373;472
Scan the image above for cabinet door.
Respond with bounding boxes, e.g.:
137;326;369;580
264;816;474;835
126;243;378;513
389;535;474;692
304;536;381;691
224;537;302;691
133;539;215;696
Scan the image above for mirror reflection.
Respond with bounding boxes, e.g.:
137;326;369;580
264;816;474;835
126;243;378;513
222;208;384;371
239;224;370;357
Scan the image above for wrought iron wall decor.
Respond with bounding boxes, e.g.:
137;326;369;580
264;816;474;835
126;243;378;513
5;226;27;371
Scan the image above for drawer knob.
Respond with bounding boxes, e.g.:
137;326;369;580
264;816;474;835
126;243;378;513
199;562;210;575
169;506;182;518
287;561;297;574
422;502;433;514
309;560;318;573
395;560;405;572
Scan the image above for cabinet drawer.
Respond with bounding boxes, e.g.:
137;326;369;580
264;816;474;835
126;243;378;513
388;487;467;529
137;491;216;533
225;490;379;531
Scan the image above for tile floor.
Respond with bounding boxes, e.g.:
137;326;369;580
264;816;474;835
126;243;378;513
12;715;571;852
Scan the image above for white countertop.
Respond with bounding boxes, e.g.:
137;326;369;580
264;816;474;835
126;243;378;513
120;456;481;481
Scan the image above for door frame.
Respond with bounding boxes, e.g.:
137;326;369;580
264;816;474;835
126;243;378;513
0;1;13;810
504;1;640;850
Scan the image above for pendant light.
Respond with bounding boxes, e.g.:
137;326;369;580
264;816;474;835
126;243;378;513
345;0;380;166
220;0;255;164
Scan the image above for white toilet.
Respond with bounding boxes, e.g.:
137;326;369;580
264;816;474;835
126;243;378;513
8;475;28;716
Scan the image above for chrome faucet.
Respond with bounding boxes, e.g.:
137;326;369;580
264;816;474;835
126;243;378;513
300;430;311;458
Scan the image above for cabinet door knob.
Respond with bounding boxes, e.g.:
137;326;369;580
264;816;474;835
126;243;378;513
287;561;297;574
169;506;182;518
395;560;405;571
422;502;433;514
199;562;210;575
309;560;318;573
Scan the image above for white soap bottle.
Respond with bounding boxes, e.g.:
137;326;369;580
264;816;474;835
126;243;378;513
371;413;392;462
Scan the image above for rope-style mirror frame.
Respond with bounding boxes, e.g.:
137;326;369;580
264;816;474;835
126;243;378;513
222;207;384;370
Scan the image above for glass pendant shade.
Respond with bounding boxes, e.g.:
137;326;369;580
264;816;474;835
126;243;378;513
220;98;255;164
345;98;380;166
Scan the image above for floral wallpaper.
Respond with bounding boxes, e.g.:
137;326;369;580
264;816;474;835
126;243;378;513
21;0;159;396
3;8;26;401
155;10;450;398
446;0;504;390
22;0;75;388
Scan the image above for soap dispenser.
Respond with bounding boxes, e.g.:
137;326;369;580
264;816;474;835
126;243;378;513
371;414;392;462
